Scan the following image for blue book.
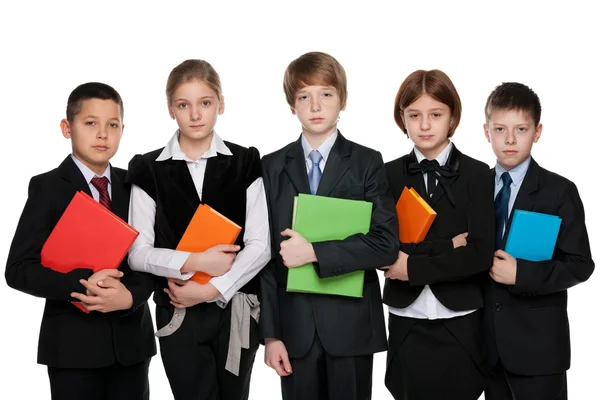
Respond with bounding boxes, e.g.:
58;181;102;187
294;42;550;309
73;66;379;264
504;210;562;261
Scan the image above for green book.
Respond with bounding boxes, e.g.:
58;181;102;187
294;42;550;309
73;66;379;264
286;193;373;297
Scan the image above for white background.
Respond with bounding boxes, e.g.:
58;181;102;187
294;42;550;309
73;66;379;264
0;1;598;399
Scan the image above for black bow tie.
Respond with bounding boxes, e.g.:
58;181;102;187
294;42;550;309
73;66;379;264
408;159;458;206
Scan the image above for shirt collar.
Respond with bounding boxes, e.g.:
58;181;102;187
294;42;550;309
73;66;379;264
495;156;531;186
413;141;453;166
70;154;111;183
301;130;338;163
156;130;233;162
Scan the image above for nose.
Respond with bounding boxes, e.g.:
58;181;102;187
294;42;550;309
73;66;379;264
420;116;431;131
310;98;321;113
505;130;516;145
97;125;108;140
191;105;201;121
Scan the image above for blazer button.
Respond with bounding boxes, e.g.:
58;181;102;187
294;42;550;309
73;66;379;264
494;303;502;312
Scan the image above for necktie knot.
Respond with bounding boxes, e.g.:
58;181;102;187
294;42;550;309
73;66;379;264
501;171;512;186
420;159;440;168
309;150;323;165
91;176;112;210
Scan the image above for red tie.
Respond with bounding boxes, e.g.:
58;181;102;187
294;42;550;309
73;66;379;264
91;177;112;210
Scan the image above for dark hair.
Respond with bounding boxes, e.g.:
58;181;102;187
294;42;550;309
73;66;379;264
393;70;462;137
66;82;124;123
166;59;223;104
283;52;347;108
484;82;542;125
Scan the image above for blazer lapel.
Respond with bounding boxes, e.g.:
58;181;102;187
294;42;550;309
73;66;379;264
58;155;93;197
162;159;200;211
429;145;461;207
405;150;428;201
283;137;311;195
110;167;129;221
316;133;351;196
500;158;539;248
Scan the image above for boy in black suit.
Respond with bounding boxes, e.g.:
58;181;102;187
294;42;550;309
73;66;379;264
483;82;595;400
259;51;399;400
5;82;156;400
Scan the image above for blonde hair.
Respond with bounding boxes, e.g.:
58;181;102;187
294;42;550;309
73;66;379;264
166;59;223;104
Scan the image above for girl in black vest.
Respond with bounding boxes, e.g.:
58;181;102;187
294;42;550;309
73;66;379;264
126;59;271;400
382;70;494;400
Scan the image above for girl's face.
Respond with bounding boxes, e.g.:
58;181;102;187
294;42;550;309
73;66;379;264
168;79;223;144
402;94;452;159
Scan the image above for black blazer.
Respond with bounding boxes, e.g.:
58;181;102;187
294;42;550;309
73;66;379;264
485;158;594;375
383;146;495;311
5;155;156;369
259;133;399;359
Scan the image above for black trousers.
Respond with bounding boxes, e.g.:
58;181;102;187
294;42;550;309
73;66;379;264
281;331;374;400
157;302;259;400
47;359;150;400
385;311;487;400
485;360;567;400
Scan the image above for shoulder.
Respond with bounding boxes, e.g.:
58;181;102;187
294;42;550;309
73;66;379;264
458;152;493;178
536;163;578;196
28;166;61;193
262;142;296;167
110;166;127;181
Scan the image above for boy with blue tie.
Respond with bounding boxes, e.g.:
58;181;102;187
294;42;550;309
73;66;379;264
483;82;594;400
5;82;156;400
259;51;399;400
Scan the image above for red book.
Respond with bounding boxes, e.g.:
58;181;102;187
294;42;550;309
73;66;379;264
41;191;139;312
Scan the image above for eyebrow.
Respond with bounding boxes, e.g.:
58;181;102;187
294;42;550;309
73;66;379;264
405;107;446;112
174;95;215;102
83;115;120;121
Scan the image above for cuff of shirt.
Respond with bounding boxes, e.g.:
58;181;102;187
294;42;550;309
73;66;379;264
209;274;236;303
148;250;194;279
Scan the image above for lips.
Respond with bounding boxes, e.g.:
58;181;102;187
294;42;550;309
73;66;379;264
93;145;108;151
309;118;324;123
503;150;517;155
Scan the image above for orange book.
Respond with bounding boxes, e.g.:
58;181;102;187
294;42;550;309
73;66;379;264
396;187;437;243
176;204;242;284
41;191;139;313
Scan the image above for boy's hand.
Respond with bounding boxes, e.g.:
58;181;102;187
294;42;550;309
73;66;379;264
280;229;317;268
452;232;468;248
183;245;239;276
265;338;292;376
86;269;123;296
489;250;517;285
70;279;133;312
165;279;219;308
382;251;409;281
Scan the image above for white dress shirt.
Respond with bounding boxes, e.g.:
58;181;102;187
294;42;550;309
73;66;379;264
389;142;477;320
71;154;112;200
127;130;271;304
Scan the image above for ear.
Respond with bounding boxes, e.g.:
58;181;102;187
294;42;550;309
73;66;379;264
120;123;125;138
168;104;175;119
60;119;71;139
533;123;543;143
340;91;348;111
218;97;225;115
483;123;491;143
290;106;297;115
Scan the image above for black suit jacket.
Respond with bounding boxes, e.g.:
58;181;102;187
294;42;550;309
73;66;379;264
485;158;594;375
5;155;156;369
383;146;495;311
259;133;399;358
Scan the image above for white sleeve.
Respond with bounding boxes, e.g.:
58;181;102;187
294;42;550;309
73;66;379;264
209;177;271;303
127;184;194;280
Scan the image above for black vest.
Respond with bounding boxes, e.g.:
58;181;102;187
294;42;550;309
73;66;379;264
127;141;262;307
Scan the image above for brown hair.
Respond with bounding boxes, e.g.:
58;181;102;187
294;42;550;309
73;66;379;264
283;52;347;108
393;70;462;137
166;59;223;104
484;82;542;126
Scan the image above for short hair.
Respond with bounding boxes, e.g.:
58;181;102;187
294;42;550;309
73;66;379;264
166;59;223;105
393;70;462;137
283;52;347;108
484;82;542;126
66;82;124;123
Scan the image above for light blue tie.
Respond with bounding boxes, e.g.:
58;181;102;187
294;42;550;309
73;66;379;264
308;150;323;195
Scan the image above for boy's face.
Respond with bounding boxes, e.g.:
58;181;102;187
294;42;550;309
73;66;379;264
291;85;346;138
61;99;123;175
484;108;542;171
402;94;452;159
168;79;223;144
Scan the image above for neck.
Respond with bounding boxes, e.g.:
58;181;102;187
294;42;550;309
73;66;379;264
416;139;450;161
73;154;108;176
179;131;213;160
303;126;337;150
